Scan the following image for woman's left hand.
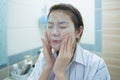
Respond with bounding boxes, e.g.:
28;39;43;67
53;33;75;78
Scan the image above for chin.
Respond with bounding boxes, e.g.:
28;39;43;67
51;44;60;51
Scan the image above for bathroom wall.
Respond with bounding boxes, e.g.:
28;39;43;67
7;0;42;56
0;0;43;79
7;0;44;66
102;0;120;80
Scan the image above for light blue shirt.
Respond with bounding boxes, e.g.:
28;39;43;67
27;43;110;80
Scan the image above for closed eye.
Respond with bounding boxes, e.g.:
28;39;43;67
48;26;53;29
59;26;67;29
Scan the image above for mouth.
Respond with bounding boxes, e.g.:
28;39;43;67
52;40;61;44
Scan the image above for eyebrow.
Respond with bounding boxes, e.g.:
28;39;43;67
58;21;68;25
48;21;53;25
48;21;68;25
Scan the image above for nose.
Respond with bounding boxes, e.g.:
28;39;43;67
51;27;60;37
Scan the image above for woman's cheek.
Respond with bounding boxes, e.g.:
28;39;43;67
60;28;75;40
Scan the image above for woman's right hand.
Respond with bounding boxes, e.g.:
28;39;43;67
41;31;55;70
39;31;55;80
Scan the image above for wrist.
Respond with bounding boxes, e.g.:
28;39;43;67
38;65;52;80
45;64;53;69
44;66;52;72
54;71;66;80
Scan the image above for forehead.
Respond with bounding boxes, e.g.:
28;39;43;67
48;10;72;22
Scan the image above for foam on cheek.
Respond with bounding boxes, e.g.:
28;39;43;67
60;28;75;39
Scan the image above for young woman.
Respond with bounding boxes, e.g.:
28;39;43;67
27;3;110;80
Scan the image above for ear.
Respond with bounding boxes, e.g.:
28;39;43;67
75;26;83;38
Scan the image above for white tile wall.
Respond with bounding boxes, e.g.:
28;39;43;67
7;0;43;56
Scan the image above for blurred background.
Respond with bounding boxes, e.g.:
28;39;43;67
0;0;120;80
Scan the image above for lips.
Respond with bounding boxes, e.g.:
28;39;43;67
52;40;61;44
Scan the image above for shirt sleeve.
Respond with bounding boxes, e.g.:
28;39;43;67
27;52;45;80
93;59;110;80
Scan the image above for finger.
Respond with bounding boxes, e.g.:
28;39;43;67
65;34;70;50
45;31;50;43
44;31;52;53
67;33;72;50
46;32;52;53
66;33;72;54
59;34;68;55
71;37;76;50
41;38;53;60
44;31;49;46
41;38;45;48
41;38;48;53
41;38;48;57
67;33;75;55
71;39;76;55
61;32;71;40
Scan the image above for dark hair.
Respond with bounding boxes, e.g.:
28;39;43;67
47;3;84;42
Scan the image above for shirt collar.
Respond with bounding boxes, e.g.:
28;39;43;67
72;43;86;66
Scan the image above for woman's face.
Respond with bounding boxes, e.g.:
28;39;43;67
47;10;77;51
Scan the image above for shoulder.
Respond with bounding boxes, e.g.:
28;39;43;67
81;48;109;76
34;48;46;69
27;48;45;80
81;48;105;68
80;48;110;79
